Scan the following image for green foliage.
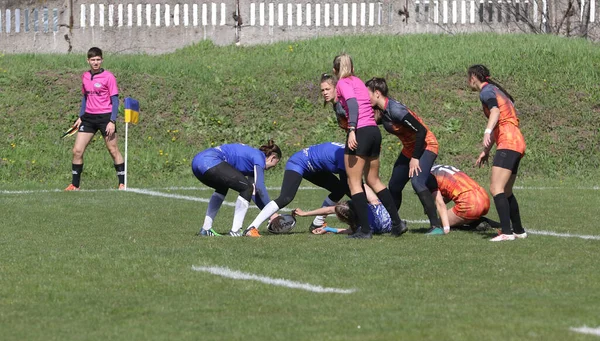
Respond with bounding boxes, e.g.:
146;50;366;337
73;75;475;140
1;34;599;188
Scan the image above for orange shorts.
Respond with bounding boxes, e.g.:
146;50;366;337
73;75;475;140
451;187;490;221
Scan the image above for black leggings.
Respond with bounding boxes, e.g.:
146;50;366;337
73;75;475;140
274;170;350;208
388;150;437;209
195;162;253;201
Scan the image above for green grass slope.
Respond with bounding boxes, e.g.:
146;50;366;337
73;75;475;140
1;33;599;188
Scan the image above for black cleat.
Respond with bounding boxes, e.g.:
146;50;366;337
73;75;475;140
347;230;373;239
390;220;408;237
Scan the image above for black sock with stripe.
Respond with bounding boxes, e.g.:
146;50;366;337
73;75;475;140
72;164;83;188
114;163;125;185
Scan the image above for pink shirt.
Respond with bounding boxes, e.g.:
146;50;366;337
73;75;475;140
82;69;119;114
335;76;377;129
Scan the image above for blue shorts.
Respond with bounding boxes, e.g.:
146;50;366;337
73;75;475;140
191;149;226;177
285;154;309;175
370;204;392;234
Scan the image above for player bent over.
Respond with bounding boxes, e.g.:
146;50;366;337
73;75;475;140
426;164;498;235
244;142;349;237
192;141;281;237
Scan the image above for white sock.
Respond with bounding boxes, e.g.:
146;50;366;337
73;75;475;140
312;197;336;226
202;192;225;231
247;201;280;231
231;196;250;232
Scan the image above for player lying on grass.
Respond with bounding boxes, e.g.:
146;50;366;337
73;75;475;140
244;142;349;238
425;164;499;235
192;141;281;237
293;186;395;235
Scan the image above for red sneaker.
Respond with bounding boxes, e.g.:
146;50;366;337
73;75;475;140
64;184;80;191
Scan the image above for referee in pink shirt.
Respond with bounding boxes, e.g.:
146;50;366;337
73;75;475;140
65;47;125;191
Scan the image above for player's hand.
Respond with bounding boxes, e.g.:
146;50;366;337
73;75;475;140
268;213;280;222
73;118;82;129
482;132;492;149
292;208;307;217
311;227;327;235
409;158;421;178
475;151;489;168
106;121;116;138
347;131;358;151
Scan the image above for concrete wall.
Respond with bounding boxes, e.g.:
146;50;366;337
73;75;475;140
0;0;597;54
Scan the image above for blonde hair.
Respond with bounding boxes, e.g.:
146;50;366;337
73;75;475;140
333;54;354;79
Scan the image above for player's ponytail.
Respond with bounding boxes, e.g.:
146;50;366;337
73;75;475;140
335;201;358;231
468;64;514;103
259;139;282;159
333;54;354;79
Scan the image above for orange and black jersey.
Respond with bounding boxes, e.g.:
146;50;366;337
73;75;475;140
479;83;526;155
381;98;439;159
333;101;349;132
427;165;484;201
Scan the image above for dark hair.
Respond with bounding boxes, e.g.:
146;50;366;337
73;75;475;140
365;78;387;124
259;139;282;159
468;64;514;103
335;200;357;230
87;47;103;59
365;77;389;97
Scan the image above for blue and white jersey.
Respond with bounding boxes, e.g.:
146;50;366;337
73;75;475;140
191;143;271;209
285;142;345;175
365;203;392;234
192;143;266;176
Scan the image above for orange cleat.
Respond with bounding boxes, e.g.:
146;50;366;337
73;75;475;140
243;227;261;238
64;184;80;191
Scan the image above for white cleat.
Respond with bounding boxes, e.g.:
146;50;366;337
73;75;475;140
228;230;242;237
490;233;516;242
513;232;528;239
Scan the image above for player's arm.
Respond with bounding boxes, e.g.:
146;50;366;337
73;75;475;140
480;90;499;149
252;165;271;210
75;94;87;128
401;113;427;177
433;190;450;233
293;206;336;217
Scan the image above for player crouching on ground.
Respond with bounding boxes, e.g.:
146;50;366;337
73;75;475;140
293;186;397;235
425;164;499;235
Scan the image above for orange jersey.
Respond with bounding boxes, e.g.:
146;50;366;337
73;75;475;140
430;165;489;220
479;83;526;155
381;98;438;158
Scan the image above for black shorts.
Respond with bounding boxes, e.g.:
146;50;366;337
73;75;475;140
79;113;115;137
493;149;522;174
345;125;381;157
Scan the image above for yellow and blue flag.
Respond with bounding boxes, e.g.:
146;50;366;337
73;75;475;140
124;97;140;124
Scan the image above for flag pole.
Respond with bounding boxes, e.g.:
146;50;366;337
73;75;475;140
124;122;129;190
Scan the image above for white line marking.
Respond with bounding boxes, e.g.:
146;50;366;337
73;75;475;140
570;326;600;336
0;189;112;194
529;230;600;240
191;265;356;294
127;188;293;212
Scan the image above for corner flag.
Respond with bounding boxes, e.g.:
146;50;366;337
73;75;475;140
123;97;140;190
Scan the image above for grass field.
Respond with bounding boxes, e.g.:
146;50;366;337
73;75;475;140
2;184;599;341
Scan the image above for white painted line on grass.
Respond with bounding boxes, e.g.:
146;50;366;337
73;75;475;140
529;230;600;241
192;265;356;294
0;188;112;194
570;326;600;336
127;188;293;212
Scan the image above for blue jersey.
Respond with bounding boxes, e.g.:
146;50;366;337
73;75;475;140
285;142;346;175
191;144;270;209
362;203;392;234
192;144;266;176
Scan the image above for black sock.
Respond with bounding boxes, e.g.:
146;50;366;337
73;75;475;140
376;188;402;226
72;164;83;187
114;163;125;185
416;190;441;228
351;192;371;234
493;193;512;235
507;194;524;234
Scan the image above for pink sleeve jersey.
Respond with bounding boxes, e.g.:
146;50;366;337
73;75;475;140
335;76;377;129
81;69;119;114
